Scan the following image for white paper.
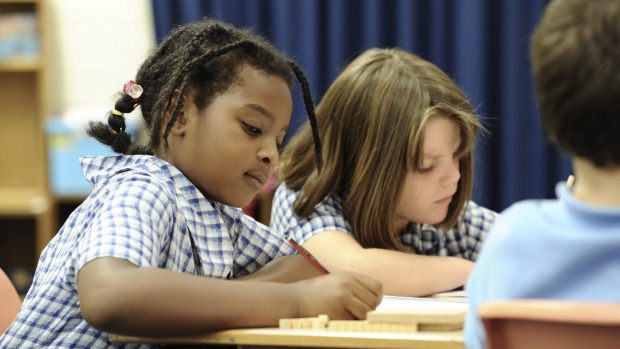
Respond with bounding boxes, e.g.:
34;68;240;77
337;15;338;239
377;295;469;312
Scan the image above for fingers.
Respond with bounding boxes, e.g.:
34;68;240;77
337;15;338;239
320;272;383;320
345;274;383;319
344;295;375;320
294;272;383;321
352;273;383;300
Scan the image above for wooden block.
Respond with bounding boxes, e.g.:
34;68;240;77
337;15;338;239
312;315;329;329
419;322;463;331
279;318;292;330
367;309;465;331
327;320;418;333
367;322;418;333
291;319;303;329
301;318;313;329
328;320;357;331
279;315;329;330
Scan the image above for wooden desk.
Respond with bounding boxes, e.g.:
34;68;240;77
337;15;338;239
111;295;467;348
110;327;464;349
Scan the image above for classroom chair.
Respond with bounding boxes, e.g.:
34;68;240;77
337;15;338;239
0;267;22;335
479;299;620;349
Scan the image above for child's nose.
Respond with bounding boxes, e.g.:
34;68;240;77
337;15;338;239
258;144;279;167
442;158;461;185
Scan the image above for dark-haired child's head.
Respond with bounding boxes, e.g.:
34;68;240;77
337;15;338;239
531;0;620;168
88;18;322;206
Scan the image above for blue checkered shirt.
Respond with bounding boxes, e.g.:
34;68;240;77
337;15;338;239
0;155;295;349
271;183;497;260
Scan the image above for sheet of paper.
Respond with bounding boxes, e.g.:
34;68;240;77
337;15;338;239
427;290;468;302
431;290;467;298
377;295;469;312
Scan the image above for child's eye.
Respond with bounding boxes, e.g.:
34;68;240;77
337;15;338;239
418;166;434;174
243;122;261;136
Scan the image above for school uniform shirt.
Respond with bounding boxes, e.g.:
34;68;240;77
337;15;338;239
0;155;295;349
464;182;620;349
271;183;497;260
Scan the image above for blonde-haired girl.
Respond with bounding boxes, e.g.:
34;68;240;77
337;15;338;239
272;48;497;297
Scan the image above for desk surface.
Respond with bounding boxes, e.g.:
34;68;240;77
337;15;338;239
110;327;464;349
111;294;467;348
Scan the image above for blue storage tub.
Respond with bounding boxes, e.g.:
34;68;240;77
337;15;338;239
46;117;140;197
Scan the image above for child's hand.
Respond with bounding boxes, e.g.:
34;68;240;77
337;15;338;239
291;272;383;320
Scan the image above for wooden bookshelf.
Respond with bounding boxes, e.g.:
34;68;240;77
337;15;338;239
0;0;53;270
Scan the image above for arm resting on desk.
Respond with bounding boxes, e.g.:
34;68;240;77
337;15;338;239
77;257;382;337
302;231;472;297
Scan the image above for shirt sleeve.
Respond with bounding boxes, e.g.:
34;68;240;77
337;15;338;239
457;201;498;260
270;183;352;245
75;172;176;272
218;204;296;277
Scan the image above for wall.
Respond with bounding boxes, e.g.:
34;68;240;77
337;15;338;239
48;0;155;119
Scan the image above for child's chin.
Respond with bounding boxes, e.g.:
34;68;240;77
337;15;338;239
231;194;258;209
423;214;448;225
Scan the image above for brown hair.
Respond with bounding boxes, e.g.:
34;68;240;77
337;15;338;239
279;48;482;251
531;0;620;167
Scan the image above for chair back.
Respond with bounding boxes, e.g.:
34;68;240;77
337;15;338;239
479;299;620;349
0;268;22;335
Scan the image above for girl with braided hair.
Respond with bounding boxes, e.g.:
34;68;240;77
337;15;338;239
0;18;381;348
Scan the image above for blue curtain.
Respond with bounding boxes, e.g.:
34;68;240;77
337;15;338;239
151;0;573;213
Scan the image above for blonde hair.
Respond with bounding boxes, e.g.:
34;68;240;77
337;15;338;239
279;48;481;250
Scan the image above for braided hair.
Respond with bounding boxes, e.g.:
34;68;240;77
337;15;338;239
87;18;323;170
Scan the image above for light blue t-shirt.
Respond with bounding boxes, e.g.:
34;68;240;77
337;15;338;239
465;182;620;349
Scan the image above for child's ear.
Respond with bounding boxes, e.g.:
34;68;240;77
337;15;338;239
162;90;190;135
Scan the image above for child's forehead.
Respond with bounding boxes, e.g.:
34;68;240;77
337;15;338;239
203;65;293;121
225;64;290;91
407;115;465;161
424;118;460;145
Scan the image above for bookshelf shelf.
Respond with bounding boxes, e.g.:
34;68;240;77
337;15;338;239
0;58;41;71
0;188;49;216
0;0;53;271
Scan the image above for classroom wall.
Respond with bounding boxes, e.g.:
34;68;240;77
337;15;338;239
48;0;155;118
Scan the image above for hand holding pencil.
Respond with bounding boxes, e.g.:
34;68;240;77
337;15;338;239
291;271;383;320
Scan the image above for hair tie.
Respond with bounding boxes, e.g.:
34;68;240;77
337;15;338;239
123;80;144;108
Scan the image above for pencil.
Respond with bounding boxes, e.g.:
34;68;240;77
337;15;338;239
287;237;329;275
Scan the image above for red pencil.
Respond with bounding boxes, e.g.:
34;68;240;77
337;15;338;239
287;237;329;275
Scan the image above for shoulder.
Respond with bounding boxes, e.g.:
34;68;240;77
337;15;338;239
82;156;177;191
271;183;351;240
475;199;552;258
495;199;549;228
84;157;183;220
273;182;297;207
273;183;346;219
462;201;498;221
466;200;551;301
455;201;498;236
